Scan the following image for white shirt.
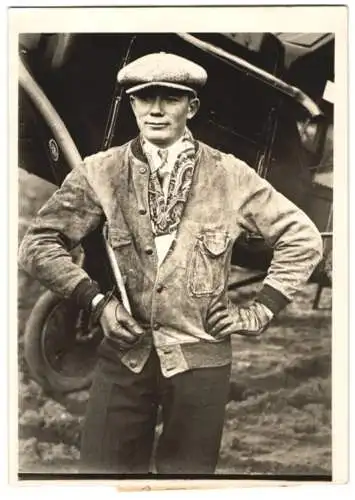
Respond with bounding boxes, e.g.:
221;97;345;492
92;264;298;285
143;137;185;266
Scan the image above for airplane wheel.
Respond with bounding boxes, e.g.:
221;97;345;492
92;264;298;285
24;290;103;394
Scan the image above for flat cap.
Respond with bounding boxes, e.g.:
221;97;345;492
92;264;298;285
117;52;208;95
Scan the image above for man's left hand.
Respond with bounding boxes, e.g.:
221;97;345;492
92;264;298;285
206;299;274;339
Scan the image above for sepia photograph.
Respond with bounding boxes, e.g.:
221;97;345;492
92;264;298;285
10;5;348;488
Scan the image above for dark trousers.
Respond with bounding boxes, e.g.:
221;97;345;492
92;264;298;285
79;348;231;475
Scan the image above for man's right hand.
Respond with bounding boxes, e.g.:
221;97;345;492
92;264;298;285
99;297;145;350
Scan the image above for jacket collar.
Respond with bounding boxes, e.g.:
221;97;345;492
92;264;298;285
131;136;146;163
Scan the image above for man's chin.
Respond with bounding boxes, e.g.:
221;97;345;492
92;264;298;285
143;130;179;147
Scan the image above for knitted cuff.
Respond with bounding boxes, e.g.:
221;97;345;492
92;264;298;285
256;284;291;316
71;278;101;312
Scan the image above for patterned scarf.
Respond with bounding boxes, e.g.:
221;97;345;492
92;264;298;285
141;128;197;236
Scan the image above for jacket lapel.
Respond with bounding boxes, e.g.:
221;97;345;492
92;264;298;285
126;138;159;273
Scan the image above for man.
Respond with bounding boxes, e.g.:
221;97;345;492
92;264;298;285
19;52;323;475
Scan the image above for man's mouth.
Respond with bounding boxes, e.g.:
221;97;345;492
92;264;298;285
146;122;169;129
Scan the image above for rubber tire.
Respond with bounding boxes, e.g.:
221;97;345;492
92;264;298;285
24;290;101;394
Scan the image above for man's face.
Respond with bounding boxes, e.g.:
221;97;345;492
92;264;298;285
129;87;200;147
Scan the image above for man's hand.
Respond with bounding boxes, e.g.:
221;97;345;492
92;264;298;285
99;297;145;350
206;299;273;340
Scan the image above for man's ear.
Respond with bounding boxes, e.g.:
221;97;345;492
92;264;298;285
187;97;200;120
129;95;135;107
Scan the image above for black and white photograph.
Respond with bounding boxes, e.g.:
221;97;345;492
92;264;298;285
10;5;348;488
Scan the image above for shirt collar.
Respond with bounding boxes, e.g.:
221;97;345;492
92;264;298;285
143;135;186;174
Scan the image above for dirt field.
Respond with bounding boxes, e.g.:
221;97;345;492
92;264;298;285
17;169;332;477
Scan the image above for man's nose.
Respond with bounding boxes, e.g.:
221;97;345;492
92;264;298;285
149;96;164;114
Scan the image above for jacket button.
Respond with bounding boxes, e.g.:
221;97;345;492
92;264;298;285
129;360;137;369
145;247;154;255
156;284;164;293
153;322;161;330
139;167;147;174
139;208;147;215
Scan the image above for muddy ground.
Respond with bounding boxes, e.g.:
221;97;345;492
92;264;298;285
17;169;332;477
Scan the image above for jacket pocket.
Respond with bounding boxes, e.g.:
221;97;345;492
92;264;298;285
106;226;138;290
188;230;231;297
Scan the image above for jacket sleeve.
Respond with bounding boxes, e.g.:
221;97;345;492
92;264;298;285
18;161;104;309
235;160;324;315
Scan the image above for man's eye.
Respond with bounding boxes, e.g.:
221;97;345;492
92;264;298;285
140;97;154;104
166;96;180;102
